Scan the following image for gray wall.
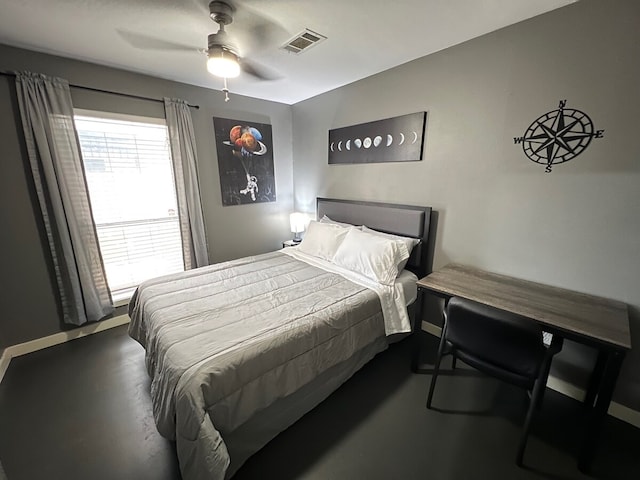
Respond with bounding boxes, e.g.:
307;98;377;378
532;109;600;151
291;0;640;408
0;44;293;349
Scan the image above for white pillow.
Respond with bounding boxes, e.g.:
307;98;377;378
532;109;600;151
361;226;420;271
319;215;361;229
332;228;410;285
361;226;420;255
297;221;351;261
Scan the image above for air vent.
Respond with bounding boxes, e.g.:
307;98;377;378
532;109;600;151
281;29;326;54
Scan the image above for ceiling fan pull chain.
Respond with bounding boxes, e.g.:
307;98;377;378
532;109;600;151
223;77;230;102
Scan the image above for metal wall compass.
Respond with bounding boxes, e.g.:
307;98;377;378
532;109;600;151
514;100;604;172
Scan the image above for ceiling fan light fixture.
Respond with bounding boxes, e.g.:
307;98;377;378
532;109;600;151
207;48;240;78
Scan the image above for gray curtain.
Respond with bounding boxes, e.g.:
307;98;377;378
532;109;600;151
164;98;209;269
16;72;113;326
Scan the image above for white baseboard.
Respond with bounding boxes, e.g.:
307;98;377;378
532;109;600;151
420;320;640;429
545;375;587;403
0;349;11;383
546;375;640;428
0;314;129;384
608;400;640;428
422;320;442;338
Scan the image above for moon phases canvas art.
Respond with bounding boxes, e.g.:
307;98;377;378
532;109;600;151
328;112;426;164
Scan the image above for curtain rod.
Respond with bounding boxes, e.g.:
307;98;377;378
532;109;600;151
0;71;200;109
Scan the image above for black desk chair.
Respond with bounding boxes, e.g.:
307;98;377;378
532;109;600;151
426;296;563;466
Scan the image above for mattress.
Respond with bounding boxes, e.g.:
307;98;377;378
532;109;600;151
397;269;419;306
128;250;413;479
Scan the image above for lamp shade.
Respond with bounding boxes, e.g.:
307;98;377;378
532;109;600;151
290;213;306;234
207;48;241;78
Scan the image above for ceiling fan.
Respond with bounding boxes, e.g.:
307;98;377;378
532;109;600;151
118;0;283;101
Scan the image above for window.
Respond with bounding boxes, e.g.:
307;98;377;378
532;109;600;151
74;111;185;303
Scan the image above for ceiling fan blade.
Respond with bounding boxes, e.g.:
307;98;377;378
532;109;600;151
232;2;289;55
240;58;282;81
251;21;284;50
117;29;201;53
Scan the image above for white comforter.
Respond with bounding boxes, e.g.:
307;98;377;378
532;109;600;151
281;247;412;335
128;251;412;479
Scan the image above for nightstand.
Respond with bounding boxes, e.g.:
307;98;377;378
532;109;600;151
282;240;299;248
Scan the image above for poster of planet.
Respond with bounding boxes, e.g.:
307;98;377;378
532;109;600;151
213;117;276;206
328;112;427;164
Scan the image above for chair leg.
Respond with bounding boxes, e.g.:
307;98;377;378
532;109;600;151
426;332;448;409
517;376;546;466
451;353;457;370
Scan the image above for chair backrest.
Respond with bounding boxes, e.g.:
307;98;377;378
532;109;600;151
446;297;547;381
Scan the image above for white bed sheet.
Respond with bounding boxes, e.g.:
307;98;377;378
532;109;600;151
281;247;414;335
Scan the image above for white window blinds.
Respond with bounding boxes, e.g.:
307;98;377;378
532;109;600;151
74;112;185;302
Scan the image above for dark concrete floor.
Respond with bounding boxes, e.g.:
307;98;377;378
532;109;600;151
0;325;638;480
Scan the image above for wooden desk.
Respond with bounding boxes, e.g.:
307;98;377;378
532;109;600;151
413;263;631;473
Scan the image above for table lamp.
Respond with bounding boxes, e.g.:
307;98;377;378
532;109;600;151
289;212;306;243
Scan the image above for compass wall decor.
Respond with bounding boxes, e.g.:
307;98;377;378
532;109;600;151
514;100;604;172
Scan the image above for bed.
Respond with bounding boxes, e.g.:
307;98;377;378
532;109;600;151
128;198;432;479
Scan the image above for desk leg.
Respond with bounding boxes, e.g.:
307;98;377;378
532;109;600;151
578;349;625;473
584;350;607;407
411;289;425;373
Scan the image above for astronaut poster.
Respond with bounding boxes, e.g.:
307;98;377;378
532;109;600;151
213;117;276;206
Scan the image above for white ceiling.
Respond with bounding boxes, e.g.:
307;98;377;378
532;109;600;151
0;0;576;105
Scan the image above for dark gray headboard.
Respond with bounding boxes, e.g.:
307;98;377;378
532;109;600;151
316;197;432;278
